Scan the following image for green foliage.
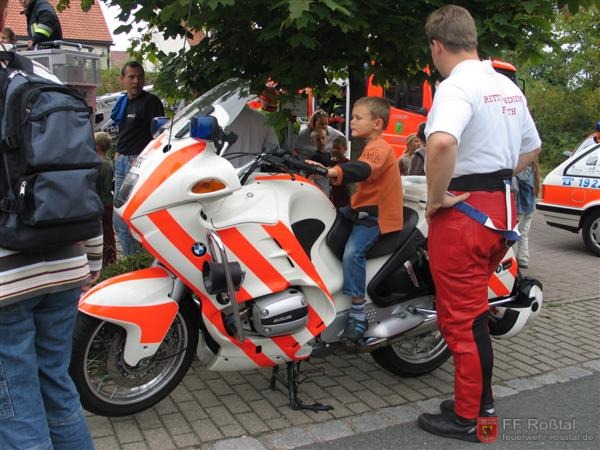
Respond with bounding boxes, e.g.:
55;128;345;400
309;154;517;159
56;0;596;102
98;251;154;282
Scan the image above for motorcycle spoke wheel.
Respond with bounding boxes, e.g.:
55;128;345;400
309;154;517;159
70;296;199;416
371;327;451;377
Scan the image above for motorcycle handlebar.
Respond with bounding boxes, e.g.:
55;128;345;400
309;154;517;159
282;155;329;177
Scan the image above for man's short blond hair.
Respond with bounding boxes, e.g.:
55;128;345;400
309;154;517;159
94;132;112;152
354;96;391;129
426;4;478;54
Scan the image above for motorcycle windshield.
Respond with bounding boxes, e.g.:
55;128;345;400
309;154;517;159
171;78;256;139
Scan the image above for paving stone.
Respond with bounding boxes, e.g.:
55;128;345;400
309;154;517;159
122;442;150;450
249;399;281;421
263;426;314;449
232;384;263;402
308;419;354;442
172;432;200;448
177;400;209;422
170;385;194;402
264;418;288;430
219;423;246;438
113;419;144;444
208;379;234;396
87;415;114;438
193;390;223;408
234;412;270;434
142;428;177;450
414;397;445;414
154;396;179;415
346;401;371;415
134;409;163;430
219;394;252;414
93;436;120;450
353;390;388;409
190;419;224;442
280;406;313;426
161;412;194;436
205;406;237;427
208;436;266;450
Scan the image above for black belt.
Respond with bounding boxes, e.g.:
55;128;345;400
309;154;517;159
448;169;513;192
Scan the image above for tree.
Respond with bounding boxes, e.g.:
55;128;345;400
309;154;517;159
59;0;597;104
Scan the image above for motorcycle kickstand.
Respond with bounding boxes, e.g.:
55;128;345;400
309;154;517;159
269;361;333;412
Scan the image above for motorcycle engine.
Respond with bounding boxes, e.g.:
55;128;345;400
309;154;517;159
252;288;308;337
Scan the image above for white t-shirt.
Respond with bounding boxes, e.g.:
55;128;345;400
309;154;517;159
223;105;279;167
425;60;541;177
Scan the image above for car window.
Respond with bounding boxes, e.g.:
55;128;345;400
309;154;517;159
565;146;600;178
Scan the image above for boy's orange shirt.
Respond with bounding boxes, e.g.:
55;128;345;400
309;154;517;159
332;137;403;233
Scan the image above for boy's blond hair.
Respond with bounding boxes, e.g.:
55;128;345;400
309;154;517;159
354;97;391;129
310;128;327;148
426;4;478;53
94;132;112;153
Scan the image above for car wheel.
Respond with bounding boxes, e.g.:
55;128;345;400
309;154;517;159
582;209;600;256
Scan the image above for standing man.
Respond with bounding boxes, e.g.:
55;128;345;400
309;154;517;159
19;0;62;49
417;5;541;443
112;61;164;256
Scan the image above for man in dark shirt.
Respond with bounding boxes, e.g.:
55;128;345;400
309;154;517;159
113;61;164;256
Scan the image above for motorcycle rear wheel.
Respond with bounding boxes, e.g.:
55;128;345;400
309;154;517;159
70;295;199;416
371;328;450;377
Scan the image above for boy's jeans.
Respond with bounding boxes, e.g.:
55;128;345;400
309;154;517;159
0;288;94;450
114;153;141;256
340;207;381;297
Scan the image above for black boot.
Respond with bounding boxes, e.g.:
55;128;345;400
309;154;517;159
417;413;480;443
440;399;496;416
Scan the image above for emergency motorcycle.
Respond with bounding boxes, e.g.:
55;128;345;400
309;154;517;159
70;79;544;416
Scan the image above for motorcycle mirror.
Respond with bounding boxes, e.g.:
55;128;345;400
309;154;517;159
190;115;219;142
151;116;169;137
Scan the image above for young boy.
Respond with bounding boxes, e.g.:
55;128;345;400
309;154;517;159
330;135;351;207
318;97;403;341
94;132;117;266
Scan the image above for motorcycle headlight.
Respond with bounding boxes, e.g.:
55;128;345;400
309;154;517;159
114;172;139;208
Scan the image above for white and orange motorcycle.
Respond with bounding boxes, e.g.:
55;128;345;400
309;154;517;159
70;79;543;416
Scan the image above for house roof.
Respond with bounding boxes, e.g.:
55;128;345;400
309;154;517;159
4;0;113;44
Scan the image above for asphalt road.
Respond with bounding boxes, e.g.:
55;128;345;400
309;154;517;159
297;372;600;450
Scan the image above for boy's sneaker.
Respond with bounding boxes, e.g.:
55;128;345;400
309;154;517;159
440;399;496;416
341;316;368;342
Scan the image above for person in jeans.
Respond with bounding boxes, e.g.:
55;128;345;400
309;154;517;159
0;47;101;450
310;97;403;342
112;61;164;256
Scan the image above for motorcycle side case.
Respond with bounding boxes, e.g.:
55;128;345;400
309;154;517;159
79;266;179;366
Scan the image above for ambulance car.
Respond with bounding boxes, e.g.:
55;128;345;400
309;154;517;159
536;143;600;256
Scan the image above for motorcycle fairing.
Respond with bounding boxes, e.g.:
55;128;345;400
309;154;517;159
79;267;178;366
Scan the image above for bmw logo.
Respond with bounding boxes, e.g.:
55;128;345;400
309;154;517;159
192;242;207;257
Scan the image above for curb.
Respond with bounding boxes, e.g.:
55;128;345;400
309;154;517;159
205;359;600;450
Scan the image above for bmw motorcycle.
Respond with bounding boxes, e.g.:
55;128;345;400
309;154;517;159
70;79;543;416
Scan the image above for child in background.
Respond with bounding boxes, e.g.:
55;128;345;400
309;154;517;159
330;135;350;208
94;132;117;266
309;128;331;195
515;160;540;268
310;97;403;341
1;27;15;44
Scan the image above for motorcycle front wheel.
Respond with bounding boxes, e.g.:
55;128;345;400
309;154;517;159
371;327;450;377
70;295;199;416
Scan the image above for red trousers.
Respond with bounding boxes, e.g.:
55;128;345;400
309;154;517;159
428;190;516;419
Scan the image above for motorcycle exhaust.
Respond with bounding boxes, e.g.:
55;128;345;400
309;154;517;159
347;311;439;354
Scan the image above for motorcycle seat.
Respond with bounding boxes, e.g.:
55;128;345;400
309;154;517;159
326;207;419;260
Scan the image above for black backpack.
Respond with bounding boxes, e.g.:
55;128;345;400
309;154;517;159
0;51;103;251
